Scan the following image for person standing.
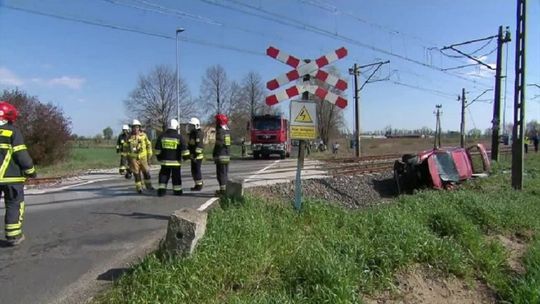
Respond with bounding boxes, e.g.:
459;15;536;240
533;132;539;153
127;119;154;193
0;101;36;246
213;114;231;195
116;124;132;179
155;119;190;196
187;117;204;191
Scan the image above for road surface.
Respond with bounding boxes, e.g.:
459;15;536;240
0;158;298;304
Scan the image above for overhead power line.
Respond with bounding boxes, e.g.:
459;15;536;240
199;0;492;88
1;4;264;57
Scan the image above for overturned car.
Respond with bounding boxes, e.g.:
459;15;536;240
393;144;491;194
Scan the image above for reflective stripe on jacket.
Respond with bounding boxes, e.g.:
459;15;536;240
116;132;130;155
213;126;231;164
128;132;152;159
188;129;204;160
0;124;35;184
154;129;189;166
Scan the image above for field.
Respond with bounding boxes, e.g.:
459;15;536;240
97;154;540;303
37;146;119;177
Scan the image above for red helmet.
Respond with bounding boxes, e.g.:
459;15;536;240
0;101;18;122
215;113;228;126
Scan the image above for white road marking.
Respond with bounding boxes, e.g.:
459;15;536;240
244;159;282;182
25;177;115;195
197;197;219;211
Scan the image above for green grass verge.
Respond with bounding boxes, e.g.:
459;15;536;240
97;155;540;304
37;147;118;177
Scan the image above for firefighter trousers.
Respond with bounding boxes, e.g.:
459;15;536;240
119;154;131;174
158;166;182;193
129;158;153;191
1;184;25;240
216;163;228;191
191;159;203;186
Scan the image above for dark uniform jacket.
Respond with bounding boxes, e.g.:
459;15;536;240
116;132;130;155
0;123;35;184
213;126;231;164
188;129;204;160
155;129;190;166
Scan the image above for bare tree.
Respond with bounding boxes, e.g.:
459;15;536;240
200;64;230;116
241;71;265;117
305;66;346;144
125;65;195;132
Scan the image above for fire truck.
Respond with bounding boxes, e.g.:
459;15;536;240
250;114;291;159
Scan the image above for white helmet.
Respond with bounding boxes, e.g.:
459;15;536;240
122;124;130;131
132;119;141;126
168;119;179;130
188;117;201;129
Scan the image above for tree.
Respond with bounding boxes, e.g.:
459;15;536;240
103;127;113;140
241;71;265;117
125;65;195;133
200;65;230;116
306;66;346;144
1;88;72;165
467;128;482;138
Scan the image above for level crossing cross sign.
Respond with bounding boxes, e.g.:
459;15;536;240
265;46;349;109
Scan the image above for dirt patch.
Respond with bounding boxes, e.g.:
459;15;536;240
493;232;531;274
364;265;496;304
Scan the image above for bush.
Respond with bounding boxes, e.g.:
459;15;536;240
1;89;72;165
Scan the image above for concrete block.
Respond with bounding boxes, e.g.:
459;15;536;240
226;177;244;200
163;208;207;256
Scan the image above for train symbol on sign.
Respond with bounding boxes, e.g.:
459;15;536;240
265;46;348;109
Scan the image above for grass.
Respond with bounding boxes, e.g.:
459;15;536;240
97;153;540;303
37;147;118;177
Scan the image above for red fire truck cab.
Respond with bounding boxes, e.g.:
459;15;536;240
250;115;291;159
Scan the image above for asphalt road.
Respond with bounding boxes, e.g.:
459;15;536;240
0;159;279;304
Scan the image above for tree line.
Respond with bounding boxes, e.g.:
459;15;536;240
124;64;346;144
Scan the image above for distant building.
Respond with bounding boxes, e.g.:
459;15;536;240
179;123;216;145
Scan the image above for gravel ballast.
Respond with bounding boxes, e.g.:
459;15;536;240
247;171;398;209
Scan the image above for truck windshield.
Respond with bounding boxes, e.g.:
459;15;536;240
253;119;281;130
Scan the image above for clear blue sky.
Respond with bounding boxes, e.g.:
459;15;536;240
0;0;539;136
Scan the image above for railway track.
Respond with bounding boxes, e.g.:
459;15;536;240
323;147;512;177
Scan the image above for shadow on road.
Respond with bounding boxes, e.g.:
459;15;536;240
97;267;131;281
91;212;169;220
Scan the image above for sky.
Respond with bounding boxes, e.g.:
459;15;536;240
0;0;539;137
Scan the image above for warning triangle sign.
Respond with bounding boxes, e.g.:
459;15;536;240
294;105;314;123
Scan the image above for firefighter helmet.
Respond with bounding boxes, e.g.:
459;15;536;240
215;113;228;127
0;101;18;122
168;119;179;130
122;124;130;131
188;117;201;129
132;119;141;126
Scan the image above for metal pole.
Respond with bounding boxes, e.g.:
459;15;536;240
512;0;527;190
175;28;184;125
294;60;310;211
460;88;466;148
491;26;505;161
353;64;360;158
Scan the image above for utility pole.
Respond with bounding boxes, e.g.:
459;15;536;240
349;64;360;158
512;0;527;190
348;60;389;158
459;88;466;148
175;28;185;125
434;104;442;148
491;26;512;162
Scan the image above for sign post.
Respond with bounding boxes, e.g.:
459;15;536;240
265;46;348;211
290;100;317;210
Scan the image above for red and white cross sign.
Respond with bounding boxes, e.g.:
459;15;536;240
265;46;348;109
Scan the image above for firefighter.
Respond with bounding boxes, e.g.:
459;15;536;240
116;124;132;179
213;114;231;195
155;119;190;196
127;119;154;193
187;117;204;191
0;101;36;246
